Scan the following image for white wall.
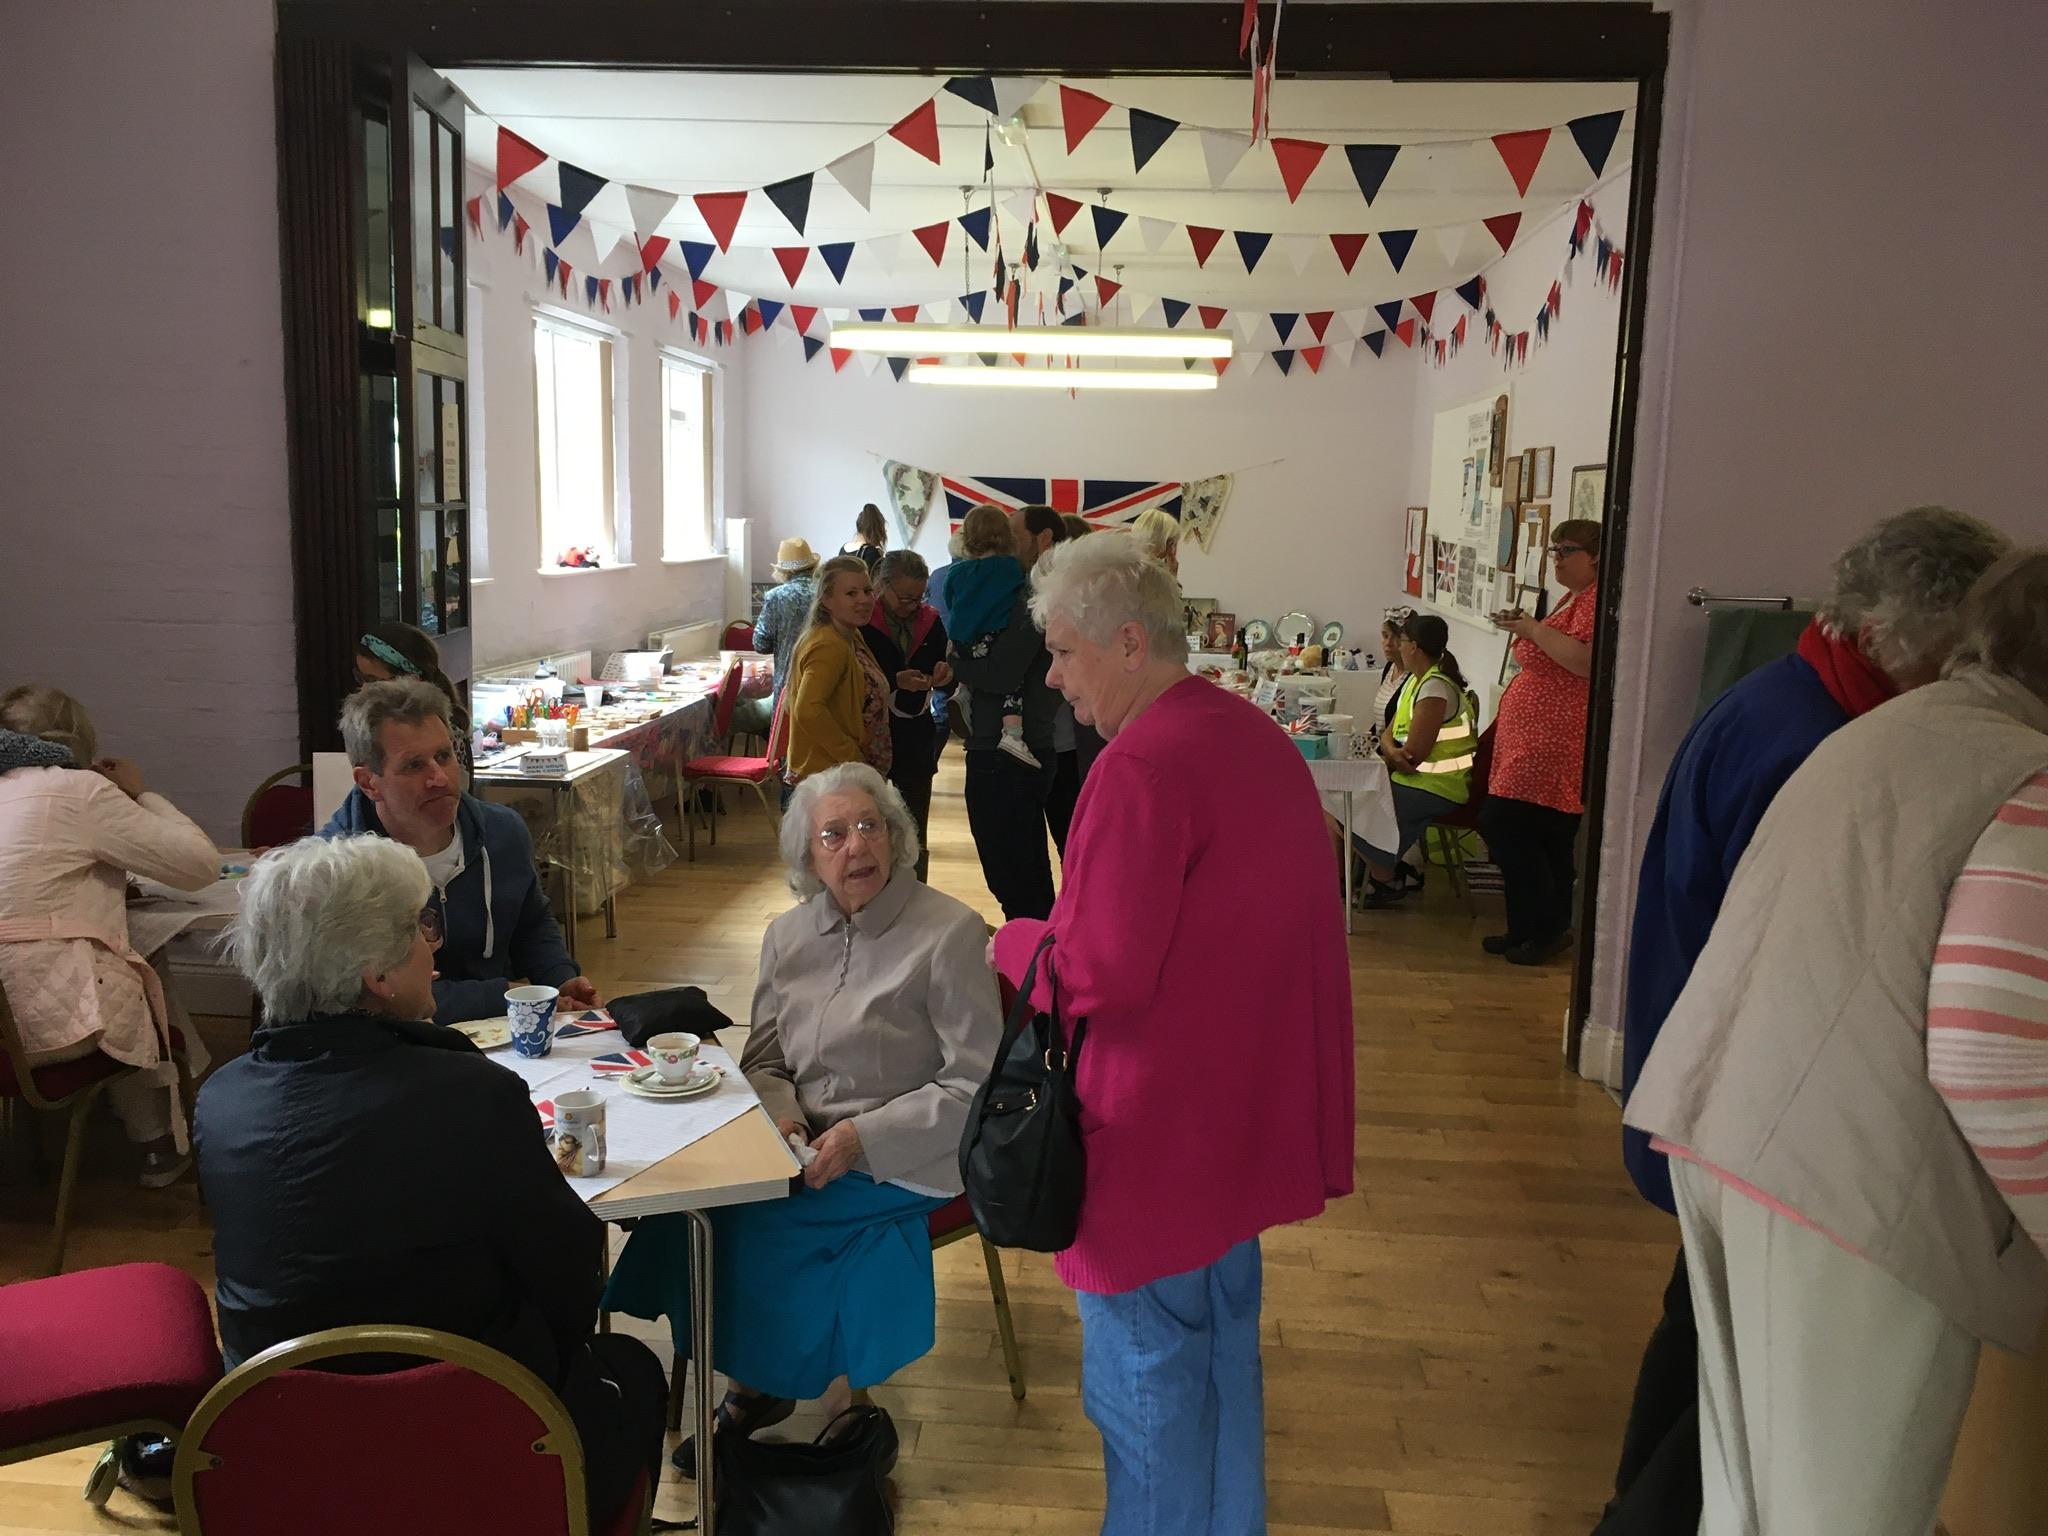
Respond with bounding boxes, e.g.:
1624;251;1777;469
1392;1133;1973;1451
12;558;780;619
739;335;1417;650
0;0;295;843
1406;175;1631;698
466;223;740;670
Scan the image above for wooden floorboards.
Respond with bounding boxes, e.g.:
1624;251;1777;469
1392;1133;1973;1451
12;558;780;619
0;759;1671;1534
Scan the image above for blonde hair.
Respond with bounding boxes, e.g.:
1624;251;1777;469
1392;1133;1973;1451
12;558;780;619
0;685;97;766
1128;508;1180;563
958;503;1015;559
805;556;872;631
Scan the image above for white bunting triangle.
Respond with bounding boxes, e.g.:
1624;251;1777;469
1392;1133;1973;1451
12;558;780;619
1003;190;1038;228
856;351;882;377
1329;337;1357;368
1338;305;1371;334
555;221;601;276
826;141;876;211
1233;311;1263;343
1434;223;1467;268
1199;128;1252;188
625;184;680;238
602;230;640;275
924;301;951;323
992;77;1045;118
1280;235;1317;275
1242;350;1266;377
1137;215;1176;252
861;235;901;274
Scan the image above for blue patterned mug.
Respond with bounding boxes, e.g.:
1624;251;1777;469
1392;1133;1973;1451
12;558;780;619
506;985;559;1058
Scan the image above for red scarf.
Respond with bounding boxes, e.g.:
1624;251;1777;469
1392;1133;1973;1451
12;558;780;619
1796;619;1897;719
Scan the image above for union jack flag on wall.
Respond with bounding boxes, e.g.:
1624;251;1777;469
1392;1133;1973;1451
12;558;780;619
939;474;1184;530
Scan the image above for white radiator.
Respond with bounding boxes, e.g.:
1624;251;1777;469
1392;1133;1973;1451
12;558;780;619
647;620;722;660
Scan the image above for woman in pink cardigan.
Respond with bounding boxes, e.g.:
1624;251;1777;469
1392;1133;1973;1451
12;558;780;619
0;687;219;1185
991;537;1354;1535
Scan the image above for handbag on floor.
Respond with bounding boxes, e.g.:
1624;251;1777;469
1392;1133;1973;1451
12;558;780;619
712;1405;898;1535
958;932;1088;1252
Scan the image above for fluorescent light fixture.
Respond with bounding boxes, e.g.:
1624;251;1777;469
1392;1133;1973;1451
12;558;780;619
833;323;1231;360
906;364;1218;392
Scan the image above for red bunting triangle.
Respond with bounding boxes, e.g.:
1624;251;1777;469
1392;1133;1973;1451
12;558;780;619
1302;346;1325;374
1186;226;1224;267
772;247;809;286
694;190;748;252
1491;129;1550;197
1012;353;1027;367
1329;232;1370;273
496;127;547;189
1044;193;1083;235
638;235;669;271
667;291;681;320
1394;318;1416;348
598;279;612;312
1212;355;1231;377
1269;137;1329;203
1409;292;1437;324
1305;310;1332;341
1453;315;1468;345
891;305;921;323
1197;304;1228;330
558;262;572;297
1061;86;1113;154
465;195;484;236
1096;277;1121;305
1483;212;1523;254
740;304;762;336
888;98;943;165
912;221;950;264
691;278;718;310
830;347;851;372
790;305;818;335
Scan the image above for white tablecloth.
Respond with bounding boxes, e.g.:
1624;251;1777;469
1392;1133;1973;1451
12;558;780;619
1308;755;1400;853
127;873;243;957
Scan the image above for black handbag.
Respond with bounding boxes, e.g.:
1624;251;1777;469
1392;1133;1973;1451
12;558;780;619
958;933;1088;1252
608;986;733;1050
711;1406;898;1535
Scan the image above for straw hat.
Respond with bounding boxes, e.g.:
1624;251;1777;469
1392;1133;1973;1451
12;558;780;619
771;537;819;574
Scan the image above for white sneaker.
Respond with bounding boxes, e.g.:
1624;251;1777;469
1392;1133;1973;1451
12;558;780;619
140;1150;192;1189
997;733;1042;769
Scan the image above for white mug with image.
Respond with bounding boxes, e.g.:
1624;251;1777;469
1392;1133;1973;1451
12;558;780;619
550;1088;607;1177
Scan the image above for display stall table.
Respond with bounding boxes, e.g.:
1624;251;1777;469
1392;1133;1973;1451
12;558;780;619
472;749;629;955
1308;755;1400;934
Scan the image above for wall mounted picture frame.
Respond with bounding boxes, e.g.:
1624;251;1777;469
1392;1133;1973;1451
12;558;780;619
1569;463;1608;525
1499;454;1523;513
1528;445;1555;500
1489;394;1509;483
1403;506;1428;598
1518;502;1551;588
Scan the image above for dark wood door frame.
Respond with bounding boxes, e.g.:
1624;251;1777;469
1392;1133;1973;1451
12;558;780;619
274;2;1670;1043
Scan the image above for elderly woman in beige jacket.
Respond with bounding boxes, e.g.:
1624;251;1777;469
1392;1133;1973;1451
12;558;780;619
0;688;218;1185
1626;551;2048;1536
604;760;1000;1472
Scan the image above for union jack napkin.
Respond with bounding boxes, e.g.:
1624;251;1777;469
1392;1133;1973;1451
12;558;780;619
555;1010;616;1041
589;1049;653;1076
534;1098;555;1129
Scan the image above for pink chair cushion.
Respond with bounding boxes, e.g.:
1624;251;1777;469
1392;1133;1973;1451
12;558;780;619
927;1194;976;1243
0;1262;222;1450
682;754;774;782
0;1047;126;1104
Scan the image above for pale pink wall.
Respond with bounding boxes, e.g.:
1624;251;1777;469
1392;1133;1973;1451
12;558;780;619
0;0;295;843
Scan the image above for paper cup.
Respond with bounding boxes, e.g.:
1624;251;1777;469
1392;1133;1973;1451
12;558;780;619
506;985;559;1058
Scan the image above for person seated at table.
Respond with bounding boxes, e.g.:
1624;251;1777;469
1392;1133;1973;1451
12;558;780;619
603;762;1000;1473
319;678;600;1024
196;834;665;1529
0;688;218;1188
1356;614;1480;909
352;621;474;772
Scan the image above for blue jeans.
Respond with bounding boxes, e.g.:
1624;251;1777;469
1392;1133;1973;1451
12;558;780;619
1075;1239;1266;1536
1352;781;1460;868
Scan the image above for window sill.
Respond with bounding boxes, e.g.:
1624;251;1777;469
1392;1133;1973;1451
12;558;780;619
536;563;634;578
660;554;723;567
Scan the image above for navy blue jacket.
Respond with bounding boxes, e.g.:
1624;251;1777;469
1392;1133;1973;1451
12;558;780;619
320;790;578;1024
1621;653;1851;1212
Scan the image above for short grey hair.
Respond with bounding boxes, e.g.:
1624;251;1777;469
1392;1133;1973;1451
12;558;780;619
1028;534;1190;662
778;762;920;897
1945;549;2048;702
1817;507;2009;681
875;549;929;587
1127;508;1180;563
226;835;429;1021
341;678;453;772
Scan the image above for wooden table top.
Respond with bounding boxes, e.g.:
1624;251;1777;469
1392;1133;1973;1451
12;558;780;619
589;1103;798;1222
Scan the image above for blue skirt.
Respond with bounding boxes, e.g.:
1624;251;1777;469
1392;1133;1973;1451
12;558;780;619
602;1172;948;1401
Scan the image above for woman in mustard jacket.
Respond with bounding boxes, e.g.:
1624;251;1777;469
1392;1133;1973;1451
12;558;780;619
784;557;892;796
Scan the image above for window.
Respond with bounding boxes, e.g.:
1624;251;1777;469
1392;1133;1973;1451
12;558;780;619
467;280;489;579
662;351;715;560
533;313;615;565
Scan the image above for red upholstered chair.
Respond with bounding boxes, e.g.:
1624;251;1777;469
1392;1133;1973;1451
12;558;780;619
676;679;787;861
240;764;314;849
1427;722;1497;917
928;1196;1027;1401
172;1326;653;1536
719;621;755;651
0;1261;223;1506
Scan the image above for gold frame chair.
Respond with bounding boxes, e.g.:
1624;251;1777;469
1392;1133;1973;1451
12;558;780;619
238;763;313;848
172;1325;653;1536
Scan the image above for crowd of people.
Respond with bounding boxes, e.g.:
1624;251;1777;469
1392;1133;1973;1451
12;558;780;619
3;491;2043;1535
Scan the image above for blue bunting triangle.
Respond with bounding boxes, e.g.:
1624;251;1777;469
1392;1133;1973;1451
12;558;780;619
1129;109;1179;173
1379;229;1417;272
1536;307;1551;341
544;250;559;283
1273;349;1295;376
584;275;600;305
802;335;825;362
961;291;987;322
1062;310;1087;327
958;206;992;251
1343;144;1399;205
1568;110;1625;177
978;353;998;368
757;299;785;330
547;203;582;248
1374;301;1404;331
1090;205;1128;249
496;192;515;231
557;163;607;221
860;307;885;322
819;242;855;283
647;267;662;292
1234;230;1271;271
1455;276;1484;309
887;356;910;381
1161;297;1190;327
762;173;813;236
943;75;999;114
680;241;716;280
1363;330;1386;358
1270;312;1297;344
1056;273;1074;309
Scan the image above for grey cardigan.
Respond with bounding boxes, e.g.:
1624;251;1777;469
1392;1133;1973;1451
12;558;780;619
739;871;1001;1195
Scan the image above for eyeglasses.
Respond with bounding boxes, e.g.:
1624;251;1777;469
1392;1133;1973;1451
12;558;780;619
1547;544;1591;559
816;816;884;852
418;906;444;947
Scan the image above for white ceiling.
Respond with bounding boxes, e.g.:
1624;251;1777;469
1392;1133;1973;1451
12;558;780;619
449;69;1635;319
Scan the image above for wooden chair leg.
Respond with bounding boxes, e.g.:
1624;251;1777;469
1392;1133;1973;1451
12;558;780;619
49;1081;108;1275
980;1237;1026;1401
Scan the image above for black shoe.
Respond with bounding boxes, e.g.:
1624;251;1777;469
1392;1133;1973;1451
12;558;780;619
1481;933;1515;955
116;1434;176;1509
671;1389;796;1477
1400;865;1426;892
1359;876;1408;910
1506;931;1574;966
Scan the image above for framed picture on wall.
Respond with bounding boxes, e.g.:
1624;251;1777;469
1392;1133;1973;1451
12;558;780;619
1528;445;1555;500
1518;503;1551;588
1403;506;1427;597
1489;394;1509;483
1201;611;1237;651
1499;454;1522;513
1570;463;1608;524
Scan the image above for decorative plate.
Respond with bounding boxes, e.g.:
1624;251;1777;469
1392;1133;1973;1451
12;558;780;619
1320;620;1345;648
1242;618;1273;647
450;1018;512;1051
622;1064;722;1101
1275;610;1317;647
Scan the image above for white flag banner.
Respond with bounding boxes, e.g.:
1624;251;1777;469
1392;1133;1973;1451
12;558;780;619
1241;350;1266;377
880;459;940;545
1280;235;1317;275
1329;337;1357;368
1199;128;1252;188
856;351;882;377
1137;215;1176;252
826;141;876;210
1434;223;1467;268
1176;473;1233;554
992;77;1045;118
554;220;602;275
1003;190;1038;229
625;183;680;238
861;234;902;274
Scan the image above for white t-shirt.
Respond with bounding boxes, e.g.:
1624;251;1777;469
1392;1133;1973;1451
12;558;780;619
419;831;465;893
1413;675;1462;716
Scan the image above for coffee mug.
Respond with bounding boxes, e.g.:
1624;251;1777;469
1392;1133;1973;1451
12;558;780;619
506;985;559;1058
551;1089;607;1177
646;1031;700;1084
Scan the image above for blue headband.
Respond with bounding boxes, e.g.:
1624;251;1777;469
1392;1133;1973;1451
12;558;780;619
360;634;422;676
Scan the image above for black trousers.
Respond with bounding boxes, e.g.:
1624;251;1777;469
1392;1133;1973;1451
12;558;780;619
1479;794;1582;943
570;1332;668;1528
1045;750;1082;859
964;747;1056;920
1593;1246;1701;1535
891;762;936;881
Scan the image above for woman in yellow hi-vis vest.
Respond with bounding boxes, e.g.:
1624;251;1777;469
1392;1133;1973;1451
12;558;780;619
1355;613;1479;908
